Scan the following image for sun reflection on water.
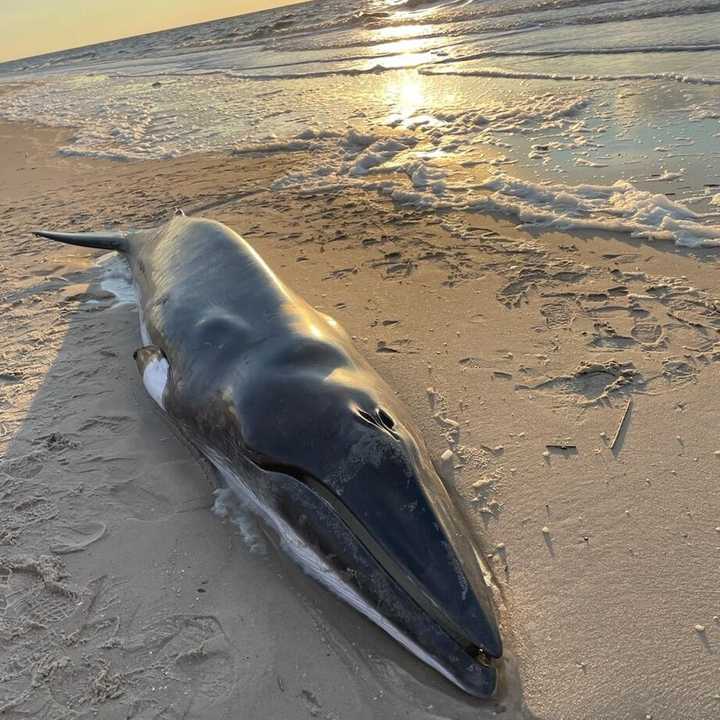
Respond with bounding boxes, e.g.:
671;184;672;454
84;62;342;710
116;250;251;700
385;72;426;119
381;68;459;129
367;24;433;46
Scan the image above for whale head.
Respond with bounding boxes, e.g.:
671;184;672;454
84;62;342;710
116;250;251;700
201;334;505;698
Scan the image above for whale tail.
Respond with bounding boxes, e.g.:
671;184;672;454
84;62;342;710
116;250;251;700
33;229;130;253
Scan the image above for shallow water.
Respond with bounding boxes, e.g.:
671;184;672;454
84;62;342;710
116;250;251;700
1;0;718;245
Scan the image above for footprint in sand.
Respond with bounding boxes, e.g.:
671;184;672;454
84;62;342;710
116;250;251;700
0;451;45;479
631;321;663;346
662;358;698;386
590;322;637;350
0;371;24;385
50;521;107;554
0;567;8;612
519;360;639;406
540;300;574;328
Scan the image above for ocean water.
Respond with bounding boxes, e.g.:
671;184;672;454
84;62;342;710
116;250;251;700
1;0;719;246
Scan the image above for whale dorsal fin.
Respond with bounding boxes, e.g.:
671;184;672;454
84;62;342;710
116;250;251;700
33;229;130;253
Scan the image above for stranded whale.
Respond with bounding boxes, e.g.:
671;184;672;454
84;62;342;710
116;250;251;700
35;214;503;697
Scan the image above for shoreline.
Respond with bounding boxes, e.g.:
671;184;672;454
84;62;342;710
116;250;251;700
1;119;719;719
3;72;719;251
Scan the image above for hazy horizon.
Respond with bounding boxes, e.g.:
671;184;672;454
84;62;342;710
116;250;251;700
0;0;308;64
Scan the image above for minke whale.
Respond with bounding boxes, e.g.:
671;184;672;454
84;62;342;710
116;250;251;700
35;214;503;697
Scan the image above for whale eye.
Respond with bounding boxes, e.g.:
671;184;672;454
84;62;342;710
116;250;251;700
377;408;395;430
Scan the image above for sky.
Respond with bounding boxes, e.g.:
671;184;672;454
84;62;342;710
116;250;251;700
0;0;306;63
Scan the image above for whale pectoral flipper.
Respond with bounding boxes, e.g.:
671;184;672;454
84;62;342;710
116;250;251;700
133;345;170;410
33;229;130;252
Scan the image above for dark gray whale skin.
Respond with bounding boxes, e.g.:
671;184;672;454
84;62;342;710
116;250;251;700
35;215;503;697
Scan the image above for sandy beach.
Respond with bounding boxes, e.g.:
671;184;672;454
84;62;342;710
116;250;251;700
1;117;719;719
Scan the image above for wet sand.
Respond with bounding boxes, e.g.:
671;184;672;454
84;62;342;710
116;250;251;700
1;120;719;719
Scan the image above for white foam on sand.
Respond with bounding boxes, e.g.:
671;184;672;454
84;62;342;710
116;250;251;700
212;487;267;555
473;174;720;248
96;252;137;305
420;66;720;86
268;126;720;248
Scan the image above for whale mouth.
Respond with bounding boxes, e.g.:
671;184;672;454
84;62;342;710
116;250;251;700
246;453;500;674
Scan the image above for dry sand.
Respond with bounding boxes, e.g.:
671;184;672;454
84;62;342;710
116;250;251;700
1;120;719;719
